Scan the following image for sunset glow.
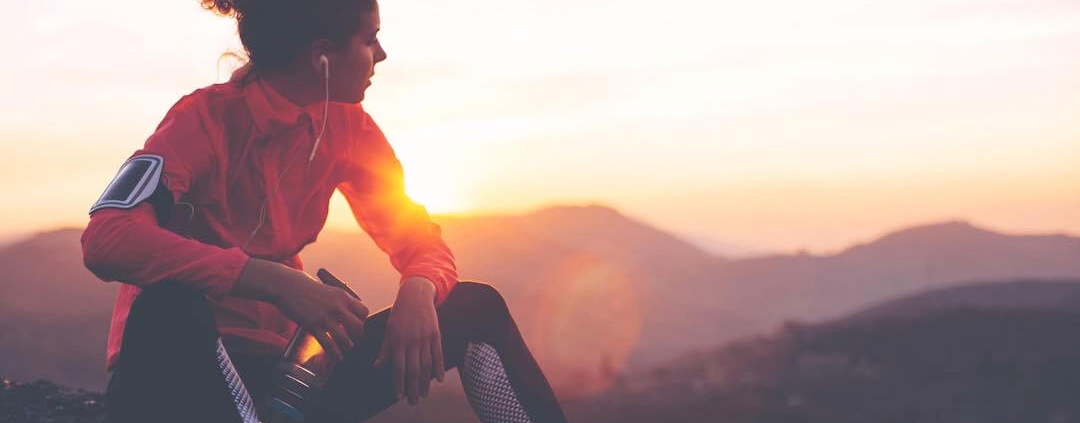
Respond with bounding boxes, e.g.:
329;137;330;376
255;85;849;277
1;0;1078;253
403;160;466;214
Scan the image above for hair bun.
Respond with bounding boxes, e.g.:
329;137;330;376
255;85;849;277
200;0;376;74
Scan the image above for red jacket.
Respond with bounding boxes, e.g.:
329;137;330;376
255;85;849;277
81;77;457;370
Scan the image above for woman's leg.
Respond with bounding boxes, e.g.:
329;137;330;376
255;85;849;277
105;280;566;423
309;281;568;423
104;281;259;423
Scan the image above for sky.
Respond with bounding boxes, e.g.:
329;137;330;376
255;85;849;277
0;0;1078;254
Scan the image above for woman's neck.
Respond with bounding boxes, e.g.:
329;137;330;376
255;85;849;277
260;69;324;108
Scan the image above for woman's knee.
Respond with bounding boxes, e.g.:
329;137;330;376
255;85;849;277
135;280;203;305
449;281;511;318
126;281;217;339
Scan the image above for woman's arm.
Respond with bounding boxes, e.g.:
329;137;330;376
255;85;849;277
82;201;369;360
81;94;369;359
81;203;249;299
337;117;458;305
231;258;370;361
338;114;457;404
81;94;246;299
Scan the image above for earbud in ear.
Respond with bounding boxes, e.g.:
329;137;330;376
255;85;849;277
319;55;330;79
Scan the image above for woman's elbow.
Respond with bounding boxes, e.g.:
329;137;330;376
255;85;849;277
82;220;114;281
81;212;134;282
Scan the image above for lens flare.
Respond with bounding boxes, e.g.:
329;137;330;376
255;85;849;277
526;254;643;396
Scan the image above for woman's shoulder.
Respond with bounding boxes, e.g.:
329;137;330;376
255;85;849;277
182;80;248;113
337;106;393;155
164;81;254;134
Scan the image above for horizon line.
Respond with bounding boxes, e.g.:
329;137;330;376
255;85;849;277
5;203;1078;260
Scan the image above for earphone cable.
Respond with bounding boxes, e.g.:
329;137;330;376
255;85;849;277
242;68;331;252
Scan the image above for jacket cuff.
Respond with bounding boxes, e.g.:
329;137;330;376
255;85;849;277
399;270;456;306
205;247;250;301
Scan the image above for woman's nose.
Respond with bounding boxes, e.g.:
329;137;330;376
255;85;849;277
375;42;388;63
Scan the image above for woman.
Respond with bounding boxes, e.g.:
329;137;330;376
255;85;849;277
80;0;567;421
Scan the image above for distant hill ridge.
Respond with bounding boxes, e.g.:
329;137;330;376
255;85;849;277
840;279;1080;323
589;280;1080;423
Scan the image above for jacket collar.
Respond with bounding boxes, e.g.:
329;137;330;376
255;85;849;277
241;75;364;140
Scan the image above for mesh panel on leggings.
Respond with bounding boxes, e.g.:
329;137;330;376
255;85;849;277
460;342;534;423
214;339;260;423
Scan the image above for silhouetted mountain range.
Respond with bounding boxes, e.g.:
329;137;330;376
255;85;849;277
2;206;1079;396
709;220;1080;325
578;280;1080;423
843;279;1080;323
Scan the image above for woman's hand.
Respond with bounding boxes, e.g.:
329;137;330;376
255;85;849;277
232;258;369;362
374;276;445;405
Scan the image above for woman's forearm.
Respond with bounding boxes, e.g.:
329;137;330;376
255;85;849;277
229;258;298;302
81;204;248;299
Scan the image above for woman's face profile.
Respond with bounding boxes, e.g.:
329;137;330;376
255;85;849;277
329;4;386;103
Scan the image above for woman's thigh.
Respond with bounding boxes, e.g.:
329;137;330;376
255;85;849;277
106;282;254;423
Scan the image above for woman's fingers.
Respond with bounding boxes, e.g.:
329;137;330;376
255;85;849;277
313;330;342;362
373;339;389;368
432;333;445;383
327;321;354;352
419;340;432;398
406;346;420;405
339;311;365;339
393;344;406;401
347;298;370;321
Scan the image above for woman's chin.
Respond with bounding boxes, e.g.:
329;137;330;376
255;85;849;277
343;89;367;104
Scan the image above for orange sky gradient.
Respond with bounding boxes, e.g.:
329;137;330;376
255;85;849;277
0;0;1078;254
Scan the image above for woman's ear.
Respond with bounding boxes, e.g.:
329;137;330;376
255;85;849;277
310;39;334;77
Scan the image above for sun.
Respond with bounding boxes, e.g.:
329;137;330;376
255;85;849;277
403;165;465;214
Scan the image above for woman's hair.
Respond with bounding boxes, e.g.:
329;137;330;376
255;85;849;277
201;0;376;73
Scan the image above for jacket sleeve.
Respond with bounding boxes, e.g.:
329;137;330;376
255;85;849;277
337;116;458;305
81;95;249;300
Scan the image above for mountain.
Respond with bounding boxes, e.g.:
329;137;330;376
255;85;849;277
684;235;772;259
708;221;1080;325
842;279;1080;323
580;280;1080;423
0;229;116;393
2;208;1080;395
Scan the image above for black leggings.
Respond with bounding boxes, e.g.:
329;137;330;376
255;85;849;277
105;280;568;423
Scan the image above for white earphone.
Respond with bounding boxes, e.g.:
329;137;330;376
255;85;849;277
241;53;333;251
309;54;330;163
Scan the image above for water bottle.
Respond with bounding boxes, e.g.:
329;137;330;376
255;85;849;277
261;269;360;423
